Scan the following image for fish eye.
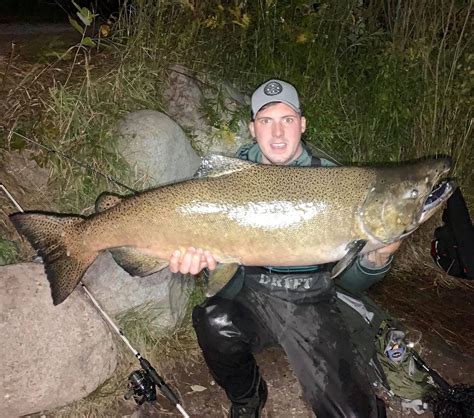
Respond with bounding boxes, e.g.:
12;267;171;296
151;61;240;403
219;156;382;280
410;189;418;198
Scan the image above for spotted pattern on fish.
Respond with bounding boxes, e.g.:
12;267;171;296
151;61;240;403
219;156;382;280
10;156;454;304
95;192;124;212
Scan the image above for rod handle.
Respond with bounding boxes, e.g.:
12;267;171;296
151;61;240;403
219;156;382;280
139;357;180;405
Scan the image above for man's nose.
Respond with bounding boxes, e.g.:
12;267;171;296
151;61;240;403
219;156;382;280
272;121;283;137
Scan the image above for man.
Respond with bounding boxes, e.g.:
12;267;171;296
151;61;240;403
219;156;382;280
170;79;400;417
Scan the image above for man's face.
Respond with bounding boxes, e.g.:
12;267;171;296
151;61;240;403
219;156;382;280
249;102;306;165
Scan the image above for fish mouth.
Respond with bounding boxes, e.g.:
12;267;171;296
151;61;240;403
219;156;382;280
419;179;456;223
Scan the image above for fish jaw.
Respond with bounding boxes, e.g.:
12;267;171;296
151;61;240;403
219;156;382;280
359;158;453;245
418;180;456;224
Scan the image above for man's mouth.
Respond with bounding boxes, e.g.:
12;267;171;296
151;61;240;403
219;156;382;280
270;143;287;149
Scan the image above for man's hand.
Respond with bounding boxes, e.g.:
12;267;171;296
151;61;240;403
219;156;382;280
362;241;402;268
169;247;217;275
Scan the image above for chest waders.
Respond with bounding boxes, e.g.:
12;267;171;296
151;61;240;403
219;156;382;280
192;266;384;417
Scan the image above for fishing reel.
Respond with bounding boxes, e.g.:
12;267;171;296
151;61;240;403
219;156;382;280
124;369;157;405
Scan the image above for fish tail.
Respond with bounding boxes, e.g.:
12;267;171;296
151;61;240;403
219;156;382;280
9;212;97;305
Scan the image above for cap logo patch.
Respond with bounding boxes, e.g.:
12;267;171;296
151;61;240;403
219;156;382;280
264;81;282;96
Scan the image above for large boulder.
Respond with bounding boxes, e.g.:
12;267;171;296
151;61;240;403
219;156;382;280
0;263;117;417
115;109;201;186
0;150;53;244
164;64;252;155
106;109;200;329
82;252;194;327
163;64;209;133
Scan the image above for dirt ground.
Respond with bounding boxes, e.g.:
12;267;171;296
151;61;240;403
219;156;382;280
3;24;473;418
118;342;474;418
112;273;474;418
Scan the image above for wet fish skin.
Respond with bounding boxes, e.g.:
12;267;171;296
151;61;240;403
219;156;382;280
94;192;168;276
10;155;454;305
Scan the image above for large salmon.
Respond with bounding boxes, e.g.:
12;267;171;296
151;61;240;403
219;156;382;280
10;155;454;305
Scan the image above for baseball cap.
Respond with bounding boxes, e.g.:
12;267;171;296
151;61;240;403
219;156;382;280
251;79;301;118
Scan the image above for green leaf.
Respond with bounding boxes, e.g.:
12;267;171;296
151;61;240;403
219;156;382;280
71;1;97;26
68;16;84;34
81;37;96;47
77;10;91;26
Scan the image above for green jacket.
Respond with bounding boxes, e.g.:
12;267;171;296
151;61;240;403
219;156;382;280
235;142;393;292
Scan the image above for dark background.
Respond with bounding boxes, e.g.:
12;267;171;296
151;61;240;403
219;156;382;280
0;0;120;23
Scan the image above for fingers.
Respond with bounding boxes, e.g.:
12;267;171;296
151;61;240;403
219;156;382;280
376;240;402;256
204;250;217;271
169;250;182;273
363;240;403;267
169;247;216;275
385;240;402;253
184;247;204;275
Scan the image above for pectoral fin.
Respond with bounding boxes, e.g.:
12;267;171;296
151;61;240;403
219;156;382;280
110;247;168;277
206;263;240;297
330;239;367;278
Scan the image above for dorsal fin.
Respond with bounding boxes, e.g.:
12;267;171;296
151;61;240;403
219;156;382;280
194;154;257;178
95;192;124;213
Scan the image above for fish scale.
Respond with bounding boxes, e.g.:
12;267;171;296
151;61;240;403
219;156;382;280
10;155;454;305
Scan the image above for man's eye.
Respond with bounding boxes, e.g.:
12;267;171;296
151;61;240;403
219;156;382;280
260;118;270;124
284;117;294;124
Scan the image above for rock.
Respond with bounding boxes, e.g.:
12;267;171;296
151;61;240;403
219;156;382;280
115;109;201;186
0;150;53;212
0;151;54;262
82;252;193;328
202;121;252;156
96;110;199;330
164;64;209;133
0;263;117;417
164;64;252;156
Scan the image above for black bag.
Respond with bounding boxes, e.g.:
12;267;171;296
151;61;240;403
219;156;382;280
431;188;474;280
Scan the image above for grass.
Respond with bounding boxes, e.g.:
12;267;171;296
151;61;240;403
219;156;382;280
2;0;471;209
0;239;19;265
391;213;474;290
50;278;206;417
0;1;472;415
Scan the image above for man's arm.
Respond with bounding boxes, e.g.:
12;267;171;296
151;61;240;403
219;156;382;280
336;241;401;292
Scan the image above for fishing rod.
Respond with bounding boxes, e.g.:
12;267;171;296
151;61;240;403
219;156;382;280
81;284;190;417
410;350;474;417
411;350;451;392
1;184;190;418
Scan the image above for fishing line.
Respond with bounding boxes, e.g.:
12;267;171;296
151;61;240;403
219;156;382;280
1;184;190;418
0;125;136;193
81;284;190;418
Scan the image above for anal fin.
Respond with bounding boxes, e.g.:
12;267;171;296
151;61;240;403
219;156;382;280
110;247;168;277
